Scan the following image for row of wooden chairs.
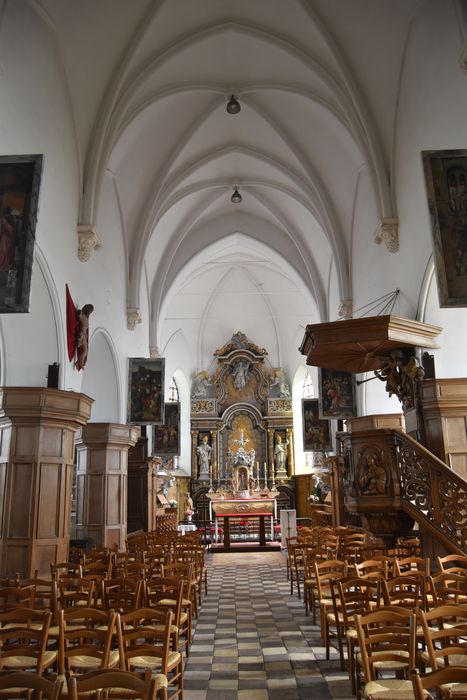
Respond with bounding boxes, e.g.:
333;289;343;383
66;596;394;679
0;605;182;700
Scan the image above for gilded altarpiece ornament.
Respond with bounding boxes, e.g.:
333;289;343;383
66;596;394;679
190;332;294;513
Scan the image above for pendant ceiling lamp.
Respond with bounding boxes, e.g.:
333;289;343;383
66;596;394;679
231;186;242;204
226;94;241;114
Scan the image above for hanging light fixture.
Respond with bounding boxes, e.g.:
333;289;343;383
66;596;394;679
231;186;242;204
226;94;241;114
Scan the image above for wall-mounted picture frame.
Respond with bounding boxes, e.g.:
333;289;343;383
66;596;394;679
128;358;165;425
153;402;180;455
318;367;356;419
0;154;43;312
302;398;332;452
422;148;467;307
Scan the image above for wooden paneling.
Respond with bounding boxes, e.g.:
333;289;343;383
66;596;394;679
421;379;467;478
75;423;139;551
0;388;93;577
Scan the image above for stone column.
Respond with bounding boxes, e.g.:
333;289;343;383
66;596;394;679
75;423;139;551
0;388;93;578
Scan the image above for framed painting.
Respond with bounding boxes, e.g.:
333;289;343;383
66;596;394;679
318;367;356;419
422;148;467;306
0;154;43;312
128;358;165;425
153;402;180;455
302;398;332;452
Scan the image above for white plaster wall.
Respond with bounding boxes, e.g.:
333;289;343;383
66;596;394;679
81;331;120;423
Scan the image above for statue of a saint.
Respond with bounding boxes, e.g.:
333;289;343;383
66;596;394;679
358;455;387;495
232;360;250;390
196;435;212;478
274;434;289;473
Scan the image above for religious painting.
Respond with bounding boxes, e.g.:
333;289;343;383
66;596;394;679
128;358;165;425
153;402;180;455
318;367;356;419
302;399;332;452
0;154;43;312
422;149;467;306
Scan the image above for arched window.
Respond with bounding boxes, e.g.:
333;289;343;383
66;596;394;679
302;372;314;398
168;377;179;402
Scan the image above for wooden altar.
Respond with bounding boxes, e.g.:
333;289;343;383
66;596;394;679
210;498;278;549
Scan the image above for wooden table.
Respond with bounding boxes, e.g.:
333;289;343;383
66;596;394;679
216;512;273;547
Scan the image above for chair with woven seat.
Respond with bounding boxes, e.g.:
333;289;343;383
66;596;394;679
354;606;416;700
313;559;348;659
426;571;467;607
68;668;162;700
333;576;381;694
381;575;426;612
0;608;57;674
353;558;393;581
145;576;185;657
0;671;63;699
58;607;119;677
301;545;328;619
411;666;467;699
417;603;467;673
117;607;183;700
101;578;143;613
394;557;430;578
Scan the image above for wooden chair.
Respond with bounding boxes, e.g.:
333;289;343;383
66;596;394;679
411;666;467;699
0;585;35;611
417;603;467;672
313;559;348;656
437;554;467;573
117;607;183;700
51;562;83;579
68;669;162;700
334;576;381;694
426;571;467;607
394;556;430;577
354;607;416;700
145;577;187;656
301;545;328;619
0;671;63;699
381;575;425;611
58;607;119;676
353;558;392;581
0;608;57;674
101;577;143;613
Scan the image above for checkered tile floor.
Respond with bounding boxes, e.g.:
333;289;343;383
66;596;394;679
184;552;354;700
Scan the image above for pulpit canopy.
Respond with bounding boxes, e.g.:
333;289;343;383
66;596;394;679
299;315;442;373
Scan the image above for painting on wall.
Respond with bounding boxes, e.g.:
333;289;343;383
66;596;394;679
153;402;180;455
423;148;467;306
0;154;43;312
318;367;356;419
302;399;332;452
128;358;165;424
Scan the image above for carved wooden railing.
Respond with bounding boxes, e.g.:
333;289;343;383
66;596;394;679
393;429;467;555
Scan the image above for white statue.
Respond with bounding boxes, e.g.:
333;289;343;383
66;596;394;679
196;435;212;477
232;360;251;390
274;434;289;472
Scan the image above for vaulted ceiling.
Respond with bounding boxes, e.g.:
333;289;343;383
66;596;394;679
41;0;420;374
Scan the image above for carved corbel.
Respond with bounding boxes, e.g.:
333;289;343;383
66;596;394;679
77;225;102;262
127;308;142;330
374;218;399;253
338;299;353;319
149;346;160;358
